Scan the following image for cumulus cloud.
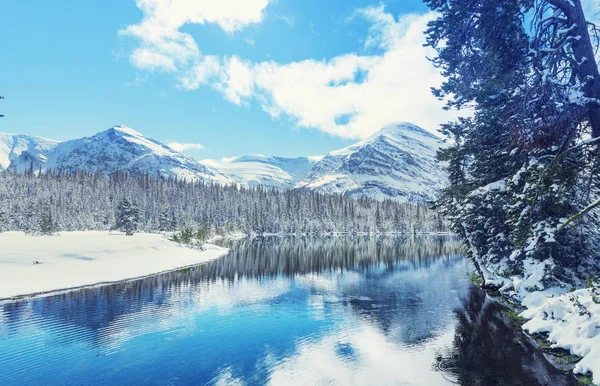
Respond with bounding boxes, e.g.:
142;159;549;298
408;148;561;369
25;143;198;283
121;0;272;72
122;2;457;138
167;141;205;152
242;9;457;139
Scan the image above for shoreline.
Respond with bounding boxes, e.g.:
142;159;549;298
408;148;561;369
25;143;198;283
478;275;599;385
0;231;229;302
0;258;227;303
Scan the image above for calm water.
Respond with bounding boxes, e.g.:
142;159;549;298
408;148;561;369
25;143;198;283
0;236;575;385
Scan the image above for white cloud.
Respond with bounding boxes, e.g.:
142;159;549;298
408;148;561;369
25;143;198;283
267;319;455;385
218;56;255;105
121;0;272;73
130;48;178;72
167;141;205;152
122;2;457;139
244;9;457;139
179;55;222;90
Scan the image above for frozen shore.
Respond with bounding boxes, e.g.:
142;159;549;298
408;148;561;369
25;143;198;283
487;259;600;385
520;287;600;384
0;231;229;300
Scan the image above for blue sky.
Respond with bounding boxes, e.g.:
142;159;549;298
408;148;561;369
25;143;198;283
0;0;453;159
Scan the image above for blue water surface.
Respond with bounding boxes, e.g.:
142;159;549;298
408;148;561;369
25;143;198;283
1;236;564;385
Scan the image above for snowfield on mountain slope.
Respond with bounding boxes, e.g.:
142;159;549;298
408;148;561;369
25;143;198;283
0;132;59;170
0;232;229;300
296;122;447;202
2;122;447;201
4;126;233;184
202;154;323;189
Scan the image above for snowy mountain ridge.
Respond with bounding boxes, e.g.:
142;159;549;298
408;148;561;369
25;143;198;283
0;132;60;171
295;122;446;202
4;126;233;184
1;122;446;201
201;154;324;189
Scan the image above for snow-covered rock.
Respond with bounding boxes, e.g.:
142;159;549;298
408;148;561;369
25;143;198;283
0;132;59;171
202;154;323;189
6;126;233;184
295;123;446;202
521;288;600;384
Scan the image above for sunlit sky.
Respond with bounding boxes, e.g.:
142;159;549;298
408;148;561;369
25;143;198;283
1;0;459;159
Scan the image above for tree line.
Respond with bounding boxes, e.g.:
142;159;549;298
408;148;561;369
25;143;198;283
0;170;448;236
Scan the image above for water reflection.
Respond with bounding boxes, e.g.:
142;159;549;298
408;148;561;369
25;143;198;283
0;236;572;385
435;286;577;386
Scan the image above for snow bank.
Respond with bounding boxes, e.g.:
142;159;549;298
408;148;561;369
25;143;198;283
0;231;229;300
521;288;600;384
486;254;600;383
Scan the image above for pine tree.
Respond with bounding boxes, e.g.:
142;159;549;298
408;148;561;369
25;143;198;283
0;171;446;235
115;197;140;236
158;209;172;232
425;0;600;286
38;205;58;235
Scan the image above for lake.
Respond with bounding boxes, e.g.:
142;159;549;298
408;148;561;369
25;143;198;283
0;236;576;385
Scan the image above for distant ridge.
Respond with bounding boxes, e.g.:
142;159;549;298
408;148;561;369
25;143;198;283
2;122;446;201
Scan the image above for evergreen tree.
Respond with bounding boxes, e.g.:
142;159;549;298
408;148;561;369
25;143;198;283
425;0;600;286
0;171;445;235
38;204;58;235
115;197;140;236
158;209;172;232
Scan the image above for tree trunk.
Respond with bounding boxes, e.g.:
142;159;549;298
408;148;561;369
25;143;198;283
569;0;600;139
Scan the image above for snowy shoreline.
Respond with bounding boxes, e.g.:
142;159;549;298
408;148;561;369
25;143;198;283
0;232;229;301
519;287;600;385
482;265;600;385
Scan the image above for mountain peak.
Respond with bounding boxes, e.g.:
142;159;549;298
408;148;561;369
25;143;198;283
5;126;233;184
369;122;439;141
296;121;446;202
104;125;145;138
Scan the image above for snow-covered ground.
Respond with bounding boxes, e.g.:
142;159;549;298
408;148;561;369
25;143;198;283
488;258;600;384
0;231;229;300
520;287;600;384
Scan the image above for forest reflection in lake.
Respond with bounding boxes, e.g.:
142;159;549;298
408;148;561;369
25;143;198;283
0;236;574;385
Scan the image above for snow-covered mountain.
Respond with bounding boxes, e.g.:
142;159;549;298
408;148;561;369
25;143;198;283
2;122;446;201
0;133;59;171
5;126;233;184
201;154;323;189
295;123;446;202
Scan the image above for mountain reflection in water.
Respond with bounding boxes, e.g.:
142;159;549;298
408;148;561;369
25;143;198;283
0;236;575;385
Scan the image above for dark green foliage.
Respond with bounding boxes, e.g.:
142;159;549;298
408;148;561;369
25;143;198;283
171;227;207;249
0;171;445;235
195;227;207;243
172;228;194;244
426;0;600;284
38;205;59;235
158;209;177;232
115;197;141;236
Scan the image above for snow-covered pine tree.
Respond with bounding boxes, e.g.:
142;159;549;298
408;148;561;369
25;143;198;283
0;203;7;232
426;0;600;287
115;197;141;236
0;170;446;235
158;208;172;232
38;204;58;235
